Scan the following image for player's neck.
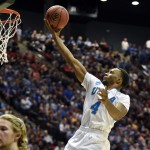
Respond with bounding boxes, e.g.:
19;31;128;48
107;85;120;90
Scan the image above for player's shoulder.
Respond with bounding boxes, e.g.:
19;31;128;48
86;72;99;81
117;91;130;100
85;72;102;84
109;89;130;99
82;72;104;90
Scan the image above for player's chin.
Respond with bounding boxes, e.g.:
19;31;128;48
102;79;108;86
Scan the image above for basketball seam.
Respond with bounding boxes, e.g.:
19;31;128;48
49;7;60;26
56;8;63;29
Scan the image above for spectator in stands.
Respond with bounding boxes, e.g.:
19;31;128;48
43;129;53;144
31;30;38;40
20;96;32;111
145;38;150;50
0;114;28;150
67;36;76;51
121;38;129;53
99;38;110;52
76;36;84;51
84;38;92;49
4;105;13;114
16;26;22;42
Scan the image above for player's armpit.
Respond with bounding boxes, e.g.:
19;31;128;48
115;102;128;120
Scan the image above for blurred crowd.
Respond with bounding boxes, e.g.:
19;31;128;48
0;28;150;150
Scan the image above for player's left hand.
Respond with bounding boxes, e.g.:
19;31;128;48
97;86;109;105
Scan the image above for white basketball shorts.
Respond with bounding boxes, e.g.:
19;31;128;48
64;126;110;150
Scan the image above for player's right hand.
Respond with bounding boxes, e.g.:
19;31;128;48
97;87;109;105
44;18;61;36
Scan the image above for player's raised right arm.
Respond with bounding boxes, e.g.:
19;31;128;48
54;36;87;83
44;19;87;83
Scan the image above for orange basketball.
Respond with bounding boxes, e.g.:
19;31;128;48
45;5;69;31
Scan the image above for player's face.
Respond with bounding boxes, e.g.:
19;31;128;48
102;68;122;87
0;119;17;149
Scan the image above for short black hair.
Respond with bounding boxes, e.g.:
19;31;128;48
118;68;130;88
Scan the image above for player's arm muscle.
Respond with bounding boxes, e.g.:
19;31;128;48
104;101;128;121
53;35;87;83
115;102;128;119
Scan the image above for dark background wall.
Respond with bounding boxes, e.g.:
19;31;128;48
86;21;150;49
19;10;44;30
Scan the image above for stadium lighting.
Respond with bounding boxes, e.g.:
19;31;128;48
132;1;139;5
100;0;107;2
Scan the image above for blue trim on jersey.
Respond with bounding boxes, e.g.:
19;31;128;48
96;81;101;85
109;97;115;103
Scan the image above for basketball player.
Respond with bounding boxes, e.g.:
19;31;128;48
0;114;28;150
44;19;130;150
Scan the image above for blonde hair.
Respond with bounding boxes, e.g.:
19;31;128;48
0;114;28;150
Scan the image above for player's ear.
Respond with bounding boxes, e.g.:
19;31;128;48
116;78;122;86
14;133;21;142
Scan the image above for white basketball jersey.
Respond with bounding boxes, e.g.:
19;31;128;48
81;72;130;133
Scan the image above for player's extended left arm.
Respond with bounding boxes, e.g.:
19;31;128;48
98;88;128;121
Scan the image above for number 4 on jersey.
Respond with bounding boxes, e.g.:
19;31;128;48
90;101;101;114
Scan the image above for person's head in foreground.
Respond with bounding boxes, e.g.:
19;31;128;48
0;114;28;150
102;68;129;89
